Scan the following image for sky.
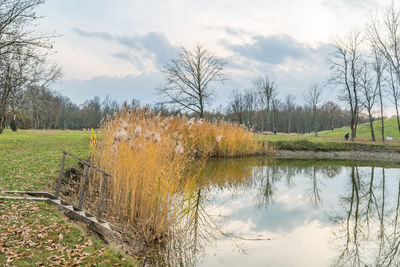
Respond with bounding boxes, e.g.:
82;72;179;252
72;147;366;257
36;0;393;110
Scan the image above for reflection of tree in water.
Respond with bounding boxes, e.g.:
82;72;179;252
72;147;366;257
330;166;363;266
141;188;221;267
199;157;342;209
144;158;383;266
330;166;400;266
253;164;341;208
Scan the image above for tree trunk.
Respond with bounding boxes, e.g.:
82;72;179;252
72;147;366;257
10;115;17;132
379;88;384;142
261;109;264;132
314;109;318;136
368;111;375;141
272;109;275;132
354;110;359;138
0;115;4;134
199;94;204;118
381;114;385;142
350;116;356;142
396;101;400;134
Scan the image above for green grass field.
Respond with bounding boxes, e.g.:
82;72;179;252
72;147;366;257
258;117;400;151
319;117;400;140
0;129;92;191
0;129;136;266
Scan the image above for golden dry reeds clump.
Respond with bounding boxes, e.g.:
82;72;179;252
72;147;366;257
90;107;261;242
193;120;259;157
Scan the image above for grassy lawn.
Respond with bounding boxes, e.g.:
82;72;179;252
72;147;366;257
0;129;92;191
257;117;400;151
0;129;136;266
319;116;400;140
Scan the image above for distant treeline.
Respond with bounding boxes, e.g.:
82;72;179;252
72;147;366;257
10;89;120;130
2;84;362;133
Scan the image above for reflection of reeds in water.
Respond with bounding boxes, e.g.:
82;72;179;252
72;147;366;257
198;158;259;189
142;188;221;266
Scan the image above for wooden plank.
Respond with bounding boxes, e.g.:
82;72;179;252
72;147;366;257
61;149;112;177
97;174;107;218
55;152;66;198
0;196;49;201
78;165;89;209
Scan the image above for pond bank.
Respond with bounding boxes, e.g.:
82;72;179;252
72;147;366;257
268;149;400;163
245;139;400;163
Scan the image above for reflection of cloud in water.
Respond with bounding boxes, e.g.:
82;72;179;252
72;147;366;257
198;161;400;266
147;159;400;266
199;220;336;267
207;176;332;233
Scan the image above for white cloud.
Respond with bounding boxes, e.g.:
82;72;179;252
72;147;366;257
37;0;396;106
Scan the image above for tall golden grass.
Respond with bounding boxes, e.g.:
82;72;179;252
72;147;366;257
90;107;263;242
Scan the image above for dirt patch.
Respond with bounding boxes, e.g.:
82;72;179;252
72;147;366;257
269;150;400;163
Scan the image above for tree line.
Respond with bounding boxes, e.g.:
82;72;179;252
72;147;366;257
223;83;356;133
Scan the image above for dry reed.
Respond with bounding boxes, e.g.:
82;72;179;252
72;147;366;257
90;107;262;242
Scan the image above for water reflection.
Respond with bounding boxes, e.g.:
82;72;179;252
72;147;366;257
330;166;400;266
145;158;400;266
141;188;218;267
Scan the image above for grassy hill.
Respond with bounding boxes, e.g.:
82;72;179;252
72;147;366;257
319;117;400;141
258;117;400;152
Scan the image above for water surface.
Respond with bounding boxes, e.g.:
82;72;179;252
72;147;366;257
153;158;400;266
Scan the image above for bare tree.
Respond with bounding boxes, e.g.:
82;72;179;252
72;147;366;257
160;45;227;118
329;31;363;141
373;50;386;141
0;0;53;57
387;64;400;133
367;3;400;139
359;61;378;141
228;89;245;124
284;94;296;133
11;57;61;131
243;89;256;128
0;0;58;134
254;75;275;131
303;83;322;136
270;90;280;132
367;3;400;89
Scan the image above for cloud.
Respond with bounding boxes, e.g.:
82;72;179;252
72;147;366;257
224;34;328;65
323;0;377;9
72;28;179;67
205;25;253;38
218;33;334;103
71;28;113;41
67;28;334;107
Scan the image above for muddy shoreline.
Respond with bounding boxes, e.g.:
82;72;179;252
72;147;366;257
268;149;400;163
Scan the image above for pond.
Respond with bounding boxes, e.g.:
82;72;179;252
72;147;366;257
147;158;400;266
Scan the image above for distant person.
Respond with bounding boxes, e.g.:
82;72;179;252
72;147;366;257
273;129;277;135
331;125;334;131
344;133;349;141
